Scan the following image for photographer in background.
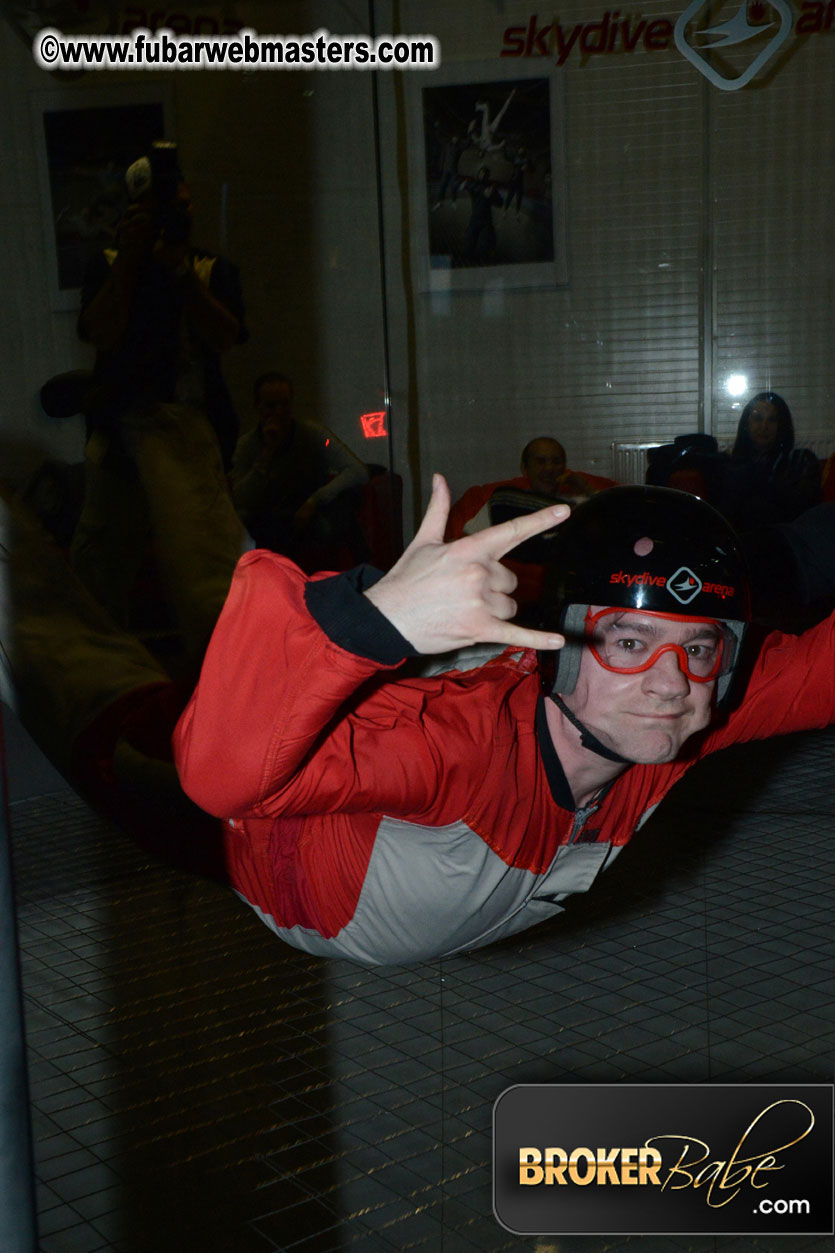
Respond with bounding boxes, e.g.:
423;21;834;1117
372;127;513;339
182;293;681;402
71;142;247;661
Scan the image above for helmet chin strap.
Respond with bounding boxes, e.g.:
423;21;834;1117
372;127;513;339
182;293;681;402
549;694;633;765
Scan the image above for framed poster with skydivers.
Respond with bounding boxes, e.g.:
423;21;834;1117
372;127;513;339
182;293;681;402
410;59;567;292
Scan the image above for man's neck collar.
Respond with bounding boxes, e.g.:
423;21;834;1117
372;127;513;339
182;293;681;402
543;694;630;809
550;694;632;765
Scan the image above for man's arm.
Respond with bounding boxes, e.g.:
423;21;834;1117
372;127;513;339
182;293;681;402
173;476;567;817
80;228;244;357
182;269;240;353
703;611;835;754
311;429;369;506
229;429;269;518
78;206;151;350
294;427;369;530
173;555;414;817
185;254;245;353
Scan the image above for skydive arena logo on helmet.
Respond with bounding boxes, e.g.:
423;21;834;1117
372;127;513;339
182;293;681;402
609;572;667;589
608;568;736;601
667;566;703;605
608;569;704;601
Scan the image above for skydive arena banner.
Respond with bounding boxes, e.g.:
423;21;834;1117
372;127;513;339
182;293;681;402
499;5;833;90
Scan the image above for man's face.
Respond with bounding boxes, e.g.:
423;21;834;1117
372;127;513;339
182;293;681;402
559;607;718;764
257;380;293;444
524;440;567;495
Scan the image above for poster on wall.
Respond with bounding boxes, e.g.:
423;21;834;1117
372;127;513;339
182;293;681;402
33;85;172;310
410;60;567;292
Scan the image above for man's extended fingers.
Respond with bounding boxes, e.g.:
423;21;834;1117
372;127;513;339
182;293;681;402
413;473;451;547
492;622;566;651
480;501;571;560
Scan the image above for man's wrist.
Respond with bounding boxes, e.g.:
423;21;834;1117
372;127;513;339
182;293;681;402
305;567;417;665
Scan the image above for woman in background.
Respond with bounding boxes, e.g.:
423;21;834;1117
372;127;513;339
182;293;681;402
726;391;821;528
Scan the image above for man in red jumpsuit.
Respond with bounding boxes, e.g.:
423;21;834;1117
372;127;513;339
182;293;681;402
172;480;835;966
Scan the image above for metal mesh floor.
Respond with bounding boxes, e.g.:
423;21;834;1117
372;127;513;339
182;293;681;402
10;725;835;1252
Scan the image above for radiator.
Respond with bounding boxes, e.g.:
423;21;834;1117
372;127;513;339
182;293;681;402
610;441;668;485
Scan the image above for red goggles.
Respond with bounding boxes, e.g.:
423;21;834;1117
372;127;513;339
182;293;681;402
585;607;728;683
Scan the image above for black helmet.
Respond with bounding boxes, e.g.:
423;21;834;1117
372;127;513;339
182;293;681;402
538;486;751;706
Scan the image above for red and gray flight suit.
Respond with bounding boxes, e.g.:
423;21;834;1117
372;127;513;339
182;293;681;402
173;551;835;967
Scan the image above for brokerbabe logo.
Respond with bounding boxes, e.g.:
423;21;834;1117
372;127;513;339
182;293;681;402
494;1084;835;1236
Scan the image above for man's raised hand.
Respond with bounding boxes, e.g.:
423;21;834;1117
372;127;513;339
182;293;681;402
364;473;569;654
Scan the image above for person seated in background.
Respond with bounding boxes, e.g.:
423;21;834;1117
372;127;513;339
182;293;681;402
446;436;615;541
645;416;831;630
523;436;619;502
721;391;821;529
230;372;369;570
646;433;728;503
445;437;616;615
